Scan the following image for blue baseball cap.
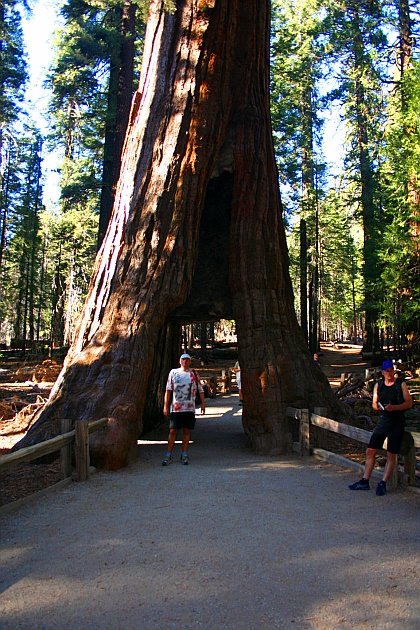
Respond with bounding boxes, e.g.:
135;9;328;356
180;353;191;360
382;359;394;370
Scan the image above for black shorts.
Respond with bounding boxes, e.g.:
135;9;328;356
368;422;405;454
169;412;196;430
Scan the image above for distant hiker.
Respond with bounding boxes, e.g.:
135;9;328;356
233;361;242;405
162;353;205;466
349;359;412;496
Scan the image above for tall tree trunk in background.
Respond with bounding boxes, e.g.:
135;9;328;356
300;218;308;344
351;7;379;354
397;0;420;291
398;0;412;105
27;140;42;345
97;1;137;248
49;242;65;352
16;0;345;468
0;169;11;270
300;80;318;354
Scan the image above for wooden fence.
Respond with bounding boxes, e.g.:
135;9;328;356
196;368;238;396
287;406;419;488
0;418;108;482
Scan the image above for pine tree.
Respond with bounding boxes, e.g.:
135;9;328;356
0;0;27;284
0;1;29;345
48;0;144;243
0;0;27;126
326;0;389;353
4;128;43;351
270;0;328;351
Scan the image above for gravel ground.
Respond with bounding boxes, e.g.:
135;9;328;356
1;396;419;630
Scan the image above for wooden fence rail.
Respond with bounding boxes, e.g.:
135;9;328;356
0;418;108;482
286;407;419;488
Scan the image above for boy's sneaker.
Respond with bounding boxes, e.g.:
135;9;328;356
180;453;189;465
349;478;370;491
162;454;172;466
376;480;387;496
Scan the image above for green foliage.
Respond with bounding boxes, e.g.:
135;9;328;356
318;190;364;339
47;0;144;206
0;0;27;126
0;128;44;343
272;0;419;347
287;188;364;340
270;0;327;213
378;59;420;334
39;204;98;345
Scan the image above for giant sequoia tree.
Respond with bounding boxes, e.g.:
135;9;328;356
18;0;345;468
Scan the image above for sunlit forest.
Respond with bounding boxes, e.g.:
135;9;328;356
1;0;419;358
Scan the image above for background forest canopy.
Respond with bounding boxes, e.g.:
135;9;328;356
0;0;419;359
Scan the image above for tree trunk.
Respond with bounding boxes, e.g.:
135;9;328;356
398;0;413;104
97;1;137;248
16;0;346;467
351;8;379;354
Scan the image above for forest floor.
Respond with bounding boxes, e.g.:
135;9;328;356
0;342;419;507
1;360;419;629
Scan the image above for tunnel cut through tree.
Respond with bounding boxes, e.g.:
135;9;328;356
16;0;346;468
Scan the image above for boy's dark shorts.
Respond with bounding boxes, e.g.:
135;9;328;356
169;411;196;430
368;422;405;454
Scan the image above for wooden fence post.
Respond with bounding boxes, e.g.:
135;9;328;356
209;375;217;398
388;460;398;489
313;407;328;449
75;420;90;482
227;369;232;394
60;418;72;479
403;445;416;486
300;409;310;456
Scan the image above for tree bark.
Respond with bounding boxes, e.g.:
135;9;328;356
350;7;379;354
398;0;413;103
16;0;346;467
97;1;137;249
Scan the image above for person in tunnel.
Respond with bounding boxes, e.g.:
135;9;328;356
233;360;242;405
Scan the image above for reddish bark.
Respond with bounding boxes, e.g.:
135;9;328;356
98;1;137;248
16;0;345;467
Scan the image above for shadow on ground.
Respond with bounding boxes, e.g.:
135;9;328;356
1;395;419;629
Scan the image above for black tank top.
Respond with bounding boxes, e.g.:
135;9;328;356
377;381;405;429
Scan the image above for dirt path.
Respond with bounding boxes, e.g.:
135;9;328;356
0;343;364;452
318;342;369;387
1;395;419;629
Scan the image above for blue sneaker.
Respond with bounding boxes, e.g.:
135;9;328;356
349;478;370;491
180;453;189;465
376;481;387;496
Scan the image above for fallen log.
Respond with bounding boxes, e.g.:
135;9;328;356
335;379;365;398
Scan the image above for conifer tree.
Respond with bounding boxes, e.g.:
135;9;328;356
48;0;143;244
270;0;327;352
0;0;28;344
326;0;388;353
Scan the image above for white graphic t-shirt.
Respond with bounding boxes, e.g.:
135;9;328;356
166;368;203;413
